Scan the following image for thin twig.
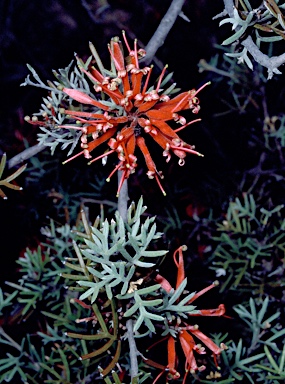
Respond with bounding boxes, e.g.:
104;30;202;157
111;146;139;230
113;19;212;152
117;170;129;222
117;174;139;380
8;143;46;169
7;137;57;169
126;318;139;381
143;0;186;65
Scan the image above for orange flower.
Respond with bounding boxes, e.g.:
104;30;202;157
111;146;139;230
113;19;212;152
58;33;209;196
148;246;227;382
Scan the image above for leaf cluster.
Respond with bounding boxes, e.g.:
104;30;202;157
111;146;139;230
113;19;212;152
1;197;216;383
198;44;266;116
22;60;93;156
209;193;285;293
0;218;112;383
0;154;26;199
65;198;169;336
216;0;285;71
201;297;285;384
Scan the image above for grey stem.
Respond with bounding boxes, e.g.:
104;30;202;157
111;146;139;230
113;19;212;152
117;172;139;380
143;0;186;65
117;170;129;222
126;319;139;381
8;143;46;169
8;136;55;169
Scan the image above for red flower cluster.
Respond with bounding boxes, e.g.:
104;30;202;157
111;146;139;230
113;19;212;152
33;33;209;195
147;246;226;383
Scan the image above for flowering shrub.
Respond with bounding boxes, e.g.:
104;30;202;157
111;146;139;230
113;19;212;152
0;29;230;383
2;2;285;383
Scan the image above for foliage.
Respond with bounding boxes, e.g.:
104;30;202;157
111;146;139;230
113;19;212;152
198;44;267;116
197;40;285;297
0;154;26;199
0;199;228;383
215;0;285;76
219;1;285;45
208;193;285;293
200;297;285;383
2;3;285;383
21;61;92;156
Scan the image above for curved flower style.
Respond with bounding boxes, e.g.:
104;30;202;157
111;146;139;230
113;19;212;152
58;33;209;196
146;246;227;383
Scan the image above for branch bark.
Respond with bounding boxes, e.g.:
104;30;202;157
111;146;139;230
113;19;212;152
8;143;46;169
117;170;129;222
126;319;139;382
143;0;186;65
117;176;139;381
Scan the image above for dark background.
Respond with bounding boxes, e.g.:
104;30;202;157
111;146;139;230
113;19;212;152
0;0;284;284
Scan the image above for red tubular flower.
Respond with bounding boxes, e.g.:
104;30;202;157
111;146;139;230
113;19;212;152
150;246;227;381
167;336;181;381
57;33;209;195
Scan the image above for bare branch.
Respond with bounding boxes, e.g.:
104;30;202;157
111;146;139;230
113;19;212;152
126;319;139;381
117;171;129;222
8;143;46;169
143;0;186;65
242;37;284;78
